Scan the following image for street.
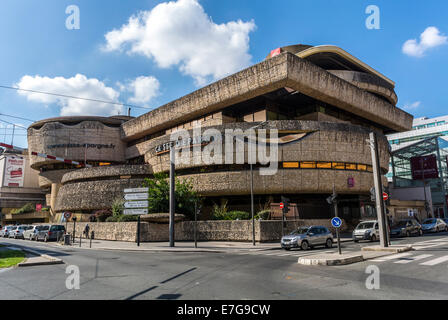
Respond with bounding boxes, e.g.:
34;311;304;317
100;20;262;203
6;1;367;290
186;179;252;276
1;233;448;300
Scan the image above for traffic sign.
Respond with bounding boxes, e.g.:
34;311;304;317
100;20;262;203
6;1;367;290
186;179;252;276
383;192;389;201
64;212;72;219
124;209;148;215
331;217;342;228
124;187;149;193
279;203;284;209
124;201;148;208
124;193;148;201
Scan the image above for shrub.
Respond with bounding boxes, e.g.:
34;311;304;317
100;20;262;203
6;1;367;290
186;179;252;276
227;211;250;220
94;209;112;222
111;198;124;217
118;215;139;222
255;209;270;220
212;202;250;220
143;173;201;220
11;203;35;214
105;216;119;222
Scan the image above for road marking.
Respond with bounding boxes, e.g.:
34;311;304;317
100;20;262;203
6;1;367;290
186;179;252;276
413;242;448;250
419;255;448;266
370;252;412;262
394;254;433;264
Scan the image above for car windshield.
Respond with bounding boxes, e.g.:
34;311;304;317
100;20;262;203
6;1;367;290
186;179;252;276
357;222;374;229
41;226;50;231
423;219;436;224
290;227;309;235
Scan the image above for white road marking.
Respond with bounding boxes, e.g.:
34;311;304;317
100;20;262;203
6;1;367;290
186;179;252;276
419;255;448;266
394;254;433;264
413;242;448;250
370;252;412;262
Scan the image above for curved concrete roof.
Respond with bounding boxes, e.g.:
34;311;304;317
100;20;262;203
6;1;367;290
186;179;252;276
28;115;134;130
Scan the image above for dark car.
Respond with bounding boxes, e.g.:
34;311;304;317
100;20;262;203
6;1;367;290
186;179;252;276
390;219;423;237
36;225;66;242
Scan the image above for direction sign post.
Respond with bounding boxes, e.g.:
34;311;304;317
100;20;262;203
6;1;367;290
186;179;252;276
123;188;149;247
331;216;342;255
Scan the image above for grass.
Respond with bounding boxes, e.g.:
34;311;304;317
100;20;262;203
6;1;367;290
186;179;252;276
0;249;26;268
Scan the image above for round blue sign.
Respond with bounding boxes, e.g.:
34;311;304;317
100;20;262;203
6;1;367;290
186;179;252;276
331;217;342;228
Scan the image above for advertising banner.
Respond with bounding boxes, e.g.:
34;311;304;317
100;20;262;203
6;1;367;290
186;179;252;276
3;156;25;187
410;155;438;180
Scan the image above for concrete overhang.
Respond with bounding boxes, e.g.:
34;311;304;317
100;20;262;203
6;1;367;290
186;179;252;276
121;52;413;142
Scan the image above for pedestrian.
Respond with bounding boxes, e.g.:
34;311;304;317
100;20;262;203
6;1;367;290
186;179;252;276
84;224;90;239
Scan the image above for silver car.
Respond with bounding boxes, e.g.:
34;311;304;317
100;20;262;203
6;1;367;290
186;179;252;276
421;218;448;233
353;220;380;242
9;225;31;239
281;226;334;251
23;225;44;241
0;226;14;237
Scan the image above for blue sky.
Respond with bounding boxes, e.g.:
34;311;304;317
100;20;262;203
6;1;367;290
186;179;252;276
0;0;447;148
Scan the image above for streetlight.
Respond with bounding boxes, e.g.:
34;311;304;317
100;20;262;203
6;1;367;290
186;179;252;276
248;121;268;246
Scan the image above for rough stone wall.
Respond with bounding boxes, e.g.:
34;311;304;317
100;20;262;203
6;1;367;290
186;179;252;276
65;219;347;243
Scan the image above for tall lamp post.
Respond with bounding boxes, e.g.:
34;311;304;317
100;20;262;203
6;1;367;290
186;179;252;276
248;121;267;246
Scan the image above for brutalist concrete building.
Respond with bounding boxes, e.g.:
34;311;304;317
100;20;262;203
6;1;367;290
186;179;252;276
28;45;413;223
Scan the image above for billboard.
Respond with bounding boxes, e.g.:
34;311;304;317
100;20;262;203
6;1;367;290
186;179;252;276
410;155;438;180
2;156;25;187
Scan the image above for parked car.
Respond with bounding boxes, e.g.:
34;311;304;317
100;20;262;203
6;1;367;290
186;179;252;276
390;219;423;237
0;226;15;237
8;225;31;239
23;225;45;241
353;220;379;242
421;218;447;233
281;226;334;250
36;225;66;242
443;218;448;228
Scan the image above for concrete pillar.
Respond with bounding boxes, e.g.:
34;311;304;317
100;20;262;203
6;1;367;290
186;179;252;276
50;183;61;221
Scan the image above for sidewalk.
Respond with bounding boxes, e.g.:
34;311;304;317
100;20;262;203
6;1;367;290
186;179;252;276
60;234;353;253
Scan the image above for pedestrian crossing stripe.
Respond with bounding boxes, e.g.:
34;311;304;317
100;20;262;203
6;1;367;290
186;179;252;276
419;255;448;266
371;252;412;262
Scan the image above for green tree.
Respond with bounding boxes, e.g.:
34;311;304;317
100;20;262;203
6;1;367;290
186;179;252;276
143;173;201;220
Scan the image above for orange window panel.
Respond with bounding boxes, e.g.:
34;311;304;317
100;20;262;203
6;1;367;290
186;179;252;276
357;164;367;171
283;162;299;168
332;162;346;170
317;162;332;169
367;165;373;172
300;161;316;169
345;163;357;170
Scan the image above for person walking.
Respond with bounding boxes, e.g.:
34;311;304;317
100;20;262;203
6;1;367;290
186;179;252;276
84;224;90;239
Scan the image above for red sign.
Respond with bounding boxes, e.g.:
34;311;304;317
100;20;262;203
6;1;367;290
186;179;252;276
410;155;438;180
36;204;42;211
279;203;284;210
383;192;389;201
270;48;281;58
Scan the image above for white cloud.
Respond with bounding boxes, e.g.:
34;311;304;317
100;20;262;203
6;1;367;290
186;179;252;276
402;101;421;111
15;74;123;116
402;26;447;57
103;0;256;85
119;76;160;105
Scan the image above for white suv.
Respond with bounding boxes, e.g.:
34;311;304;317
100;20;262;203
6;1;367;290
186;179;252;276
353;220;380;242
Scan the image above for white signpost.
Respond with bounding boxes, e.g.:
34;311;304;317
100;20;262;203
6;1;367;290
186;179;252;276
124;200;148;208
123;187;149;247
125;193;149;201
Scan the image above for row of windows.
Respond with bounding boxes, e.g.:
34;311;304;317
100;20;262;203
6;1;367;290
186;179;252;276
412;121;446;130
389;131;448;145
282;161;373;172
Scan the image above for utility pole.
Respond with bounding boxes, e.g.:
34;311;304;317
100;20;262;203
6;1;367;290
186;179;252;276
194;201;197;249
369;132;389;248
250;163;255;245
169;146;175;247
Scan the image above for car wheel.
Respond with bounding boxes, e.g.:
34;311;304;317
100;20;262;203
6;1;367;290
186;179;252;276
44;235;48;243
354;240;359;243
325;238;333;248
29;235;33;241
371;234;377;242
301;241;310;251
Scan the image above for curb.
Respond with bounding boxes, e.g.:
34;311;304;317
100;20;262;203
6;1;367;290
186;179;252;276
10;247;65;267
361;245;413;253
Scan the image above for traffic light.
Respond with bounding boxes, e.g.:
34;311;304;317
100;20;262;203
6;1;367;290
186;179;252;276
326;190;338;205
281;196;290;214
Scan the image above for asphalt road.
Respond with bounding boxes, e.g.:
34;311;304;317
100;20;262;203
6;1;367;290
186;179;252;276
1;232;448;300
